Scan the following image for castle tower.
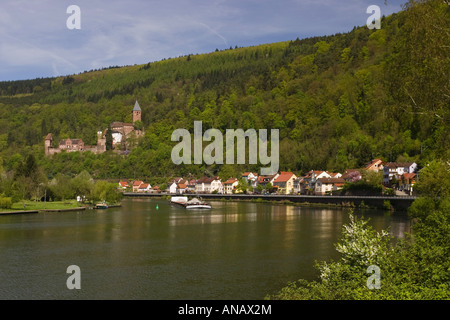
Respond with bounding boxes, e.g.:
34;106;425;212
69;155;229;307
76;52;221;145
44;133;53;156
132;100;142;123
97;130;106;154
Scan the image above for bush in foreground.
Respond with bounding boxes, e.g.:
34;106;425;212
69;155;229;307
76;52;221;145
267;160;450;300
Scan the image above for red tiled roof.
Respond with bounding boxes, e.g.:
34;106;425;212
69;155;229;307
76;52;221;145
402;173;416;180
385;162;415;169
274;172;295;183
365;158;384;168
327;172;341;177
304;170;325;178
318;178;346;184
133;180;143;186
224;178;238;185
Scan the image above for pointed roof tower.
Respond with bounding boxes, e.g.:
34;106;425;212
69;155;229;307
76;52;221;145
133;100;141;112
132;100;142;123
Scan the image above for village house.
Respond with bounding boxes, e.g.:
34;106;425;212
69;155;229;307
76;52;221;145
399;172;417;195
210;177;222;193
151;186;161;193
293;177;302;194
383;162;418;186
300;170;332;194
168;182;178;194
327;172;342;179
224;178;239;194
167;177;185;194
195;176;222;193
195;177;214;193
169;177;184;185
195;177;207;193
218;182;224;194
273;171;297;194
132;180;144;192
314;177;346;195
118;181;130;190
365;158;384;172
257;173;279;190
176;182;187;194
241;172;259;190
138;183;152;193
186;180;197;193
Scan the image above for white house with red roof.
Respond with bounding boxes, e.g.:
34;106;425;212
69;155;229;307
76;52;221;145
273;171;297;194
195;176;221;193
241;172;259;189
210;177;222;193
400;172;417;195
138;183;152;193
383;162;418;186
257;173;279;189
314;177;345;195
118;181;130;190
224;178;239;194
365;158;384;172
132;180;144;192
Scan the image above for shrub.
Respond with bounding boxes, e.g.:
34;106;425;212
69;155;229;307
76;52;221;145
0;196;12;209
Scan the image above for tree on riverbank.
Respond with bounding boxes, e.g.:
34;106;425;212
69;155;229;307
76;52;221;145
92;180;122;204
0;157;122;207
267;159;450;300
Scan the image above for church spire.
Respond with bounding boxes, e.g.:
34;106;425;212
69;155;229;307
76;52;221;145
133;100;141;112
132;100;142;123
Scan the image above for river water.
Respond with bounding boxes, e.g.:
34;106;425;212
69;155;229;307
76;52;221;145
0;198;410;300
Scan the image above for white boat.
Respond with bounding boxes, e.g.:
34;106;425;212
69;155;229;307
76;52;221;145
170;196;211;210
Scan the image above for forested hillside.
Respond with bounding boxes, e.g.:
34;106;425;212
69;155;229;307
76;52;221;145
0;0;448;183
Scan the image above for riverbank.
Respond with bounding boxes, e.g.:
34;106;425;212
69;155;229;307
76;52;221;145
0;200;121;215
123;192;416;211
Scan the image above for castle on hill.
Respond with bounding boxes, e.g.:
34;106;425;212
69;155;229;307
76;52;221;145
45;100;144;156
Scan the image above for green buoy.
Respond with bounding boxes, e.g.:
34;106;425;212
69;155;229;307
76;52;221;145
156;204;159;210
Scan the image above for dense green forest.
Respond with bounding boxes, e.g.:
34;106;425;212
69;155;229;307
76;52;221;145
0;0;448;187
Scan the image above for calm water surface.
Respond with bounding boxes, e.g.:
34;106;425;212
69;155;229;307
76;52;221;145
0;198;410;300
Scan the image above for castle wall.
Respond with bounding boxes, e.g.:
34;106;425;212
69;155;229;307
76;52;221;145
45;101;145;156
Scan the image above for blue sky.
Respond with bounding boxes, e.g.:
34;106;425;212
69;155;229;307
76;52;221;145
0;0;405;81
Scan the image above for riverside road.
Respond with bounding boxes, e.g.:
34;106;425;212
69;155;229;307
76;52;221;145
124;193;417;211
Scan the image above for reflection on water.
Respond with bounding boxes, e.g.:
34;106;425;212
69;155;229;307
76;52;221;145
0;198;410;300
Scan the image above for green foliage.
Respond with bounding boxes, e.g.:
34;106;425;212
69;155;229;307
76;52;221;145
342;171;383;195
93;180;123;204
414;160;450;199
383;200;392;211
236;178;249;194
105;124;113;151
0;196;12;209
50;173;73;202
71;170;94;201
268;159;450;300
332;213;392;269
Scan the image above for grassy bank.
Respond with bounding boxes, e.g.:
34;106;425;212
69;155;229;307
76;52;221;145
1;200;83;212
